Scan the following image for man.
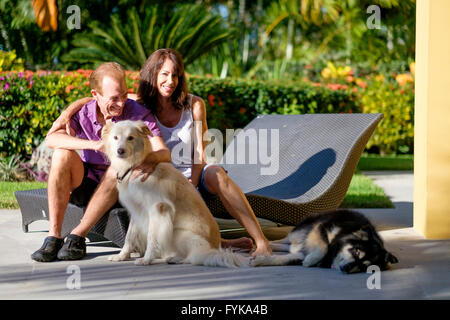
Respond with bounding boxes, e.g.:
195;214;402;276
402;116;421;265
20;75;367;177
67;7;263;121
31;62;170;262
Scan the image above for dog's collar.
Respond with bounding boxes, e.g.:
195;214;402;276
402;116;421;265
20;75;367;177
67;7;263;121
117;167;132;183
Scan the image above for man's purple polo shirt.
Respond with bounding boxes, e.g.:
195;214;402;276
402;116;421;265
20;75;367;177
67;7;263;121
69;99;161;183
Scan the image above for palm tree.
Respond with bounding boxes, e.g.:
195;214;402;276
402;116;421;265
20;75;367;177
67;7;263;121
262;0;412;64
63;4;236;69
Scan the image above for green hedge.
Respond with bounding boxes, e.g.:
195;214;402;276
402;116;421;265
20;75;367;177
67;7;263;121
0;70;92;158
358;77;414;155
1;70;414;160
1;71;358;159
188;76;358;132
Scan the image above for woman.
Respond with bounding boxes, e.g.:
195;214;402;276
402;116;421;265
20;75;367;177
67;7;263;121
49;49;271;256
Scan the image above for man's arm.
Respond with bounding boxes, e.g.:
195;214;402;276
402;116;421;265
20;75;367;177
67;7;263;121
127;93;138;100
46;128;103;151
47;97;93;136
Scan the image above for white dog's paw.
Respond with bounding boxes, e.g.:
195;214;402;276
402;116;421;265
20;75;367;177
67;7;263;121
250;256;271;267
108;253;129;262
134;257;152;266
302;255;320;267
166;256;184;264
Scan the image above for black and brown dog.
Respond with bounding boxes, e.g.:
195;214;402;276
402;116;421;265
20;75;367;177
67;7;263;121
251;209;398;273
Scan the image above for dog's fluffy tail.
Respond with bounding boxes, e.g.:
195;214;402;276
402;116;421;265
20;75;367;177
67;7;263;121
189;248;249;268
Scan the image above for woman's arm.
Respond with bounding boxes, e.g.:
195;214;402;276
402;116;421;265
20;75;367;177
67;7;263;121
190;96;208;186
47;97;93;136
131;136;171;182
145;136;171;164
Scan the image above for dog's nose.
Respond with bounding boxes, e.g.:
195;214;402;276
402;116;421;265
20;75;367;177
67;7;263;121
117;148;125;155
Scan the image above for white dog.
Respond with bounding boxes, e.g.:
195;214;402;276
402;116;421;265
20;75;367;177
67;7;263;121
101;120;247;267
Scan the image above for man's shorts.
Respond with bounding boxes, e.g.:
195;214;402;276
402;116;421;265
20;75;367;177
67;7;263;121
70;163;224;207
69;162;99;207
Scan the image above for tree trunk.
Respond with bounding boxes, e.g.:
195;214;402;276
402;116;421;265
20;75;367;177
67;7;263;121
0;16;11;51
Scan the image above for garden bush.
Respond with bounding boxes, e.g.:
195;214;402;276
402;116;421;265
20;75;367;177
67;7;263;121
0;70;92;158
0;51;24;72
1;67;413;160
1;70;358;159
188;75;358;132
357;72;414;155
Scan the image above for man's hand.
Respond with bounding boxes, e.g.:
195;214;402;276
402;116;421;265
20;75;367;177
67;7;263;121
93;140;104;153
47;113;70;136
47;97;93;137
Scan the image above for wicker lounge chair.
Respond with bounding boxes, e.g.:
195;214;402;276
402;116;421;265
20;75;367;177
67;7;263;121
15;113;383;247
205;113;383;225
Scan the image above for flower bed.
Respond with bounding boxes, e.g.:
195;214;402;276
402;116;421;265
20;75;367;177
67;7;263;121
0;63;414;160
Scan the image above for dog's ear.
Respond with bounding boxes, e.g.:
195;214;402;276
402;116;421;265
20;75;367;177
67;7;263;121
352;228;369;241
100;122;113;160
385;251;399;264
136;121;153;138
101;121;113;141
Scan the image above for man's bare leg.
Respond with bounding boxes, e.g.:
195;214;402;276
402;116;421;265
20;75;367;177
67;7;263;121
70;167;119;238
47;149;85;238
57;167;119;261
31;149;84;262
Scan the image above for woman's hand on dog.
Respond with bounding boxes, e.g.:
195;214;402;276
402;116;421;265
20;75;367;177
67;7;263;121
131;161;157;182
188;178;199;187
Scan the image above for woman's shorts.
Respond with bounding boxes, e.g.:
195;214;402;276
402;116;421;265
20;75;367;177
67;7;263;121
196;164;227;200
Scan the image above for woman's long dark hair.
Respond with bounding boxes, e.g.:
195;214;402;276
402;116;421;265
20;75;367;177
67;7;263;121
138;48;190;114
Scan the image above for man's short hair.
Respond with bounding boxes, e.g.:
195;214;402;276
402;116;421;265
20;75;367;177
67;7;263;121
90;62;126;94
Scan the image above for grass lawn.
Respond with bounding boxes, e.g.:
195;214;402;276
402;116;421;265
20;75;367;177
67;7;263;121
340;173;393;208
0;173;392;209
0;181;47;209
357;154;413;171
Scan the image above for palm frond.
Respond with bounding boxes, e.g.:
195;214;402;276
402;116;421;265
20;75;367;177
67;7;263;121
64;4;235;70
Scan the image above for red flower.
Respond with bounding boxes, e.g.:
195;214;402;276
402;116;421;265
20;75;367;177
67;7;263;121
65;85;75;93
327;83;341;91
356;80;367;89
207;94;215;106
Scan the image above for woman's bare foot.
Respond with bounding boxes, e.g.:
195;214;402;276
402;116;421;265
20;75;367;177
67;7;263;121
221;237;253;250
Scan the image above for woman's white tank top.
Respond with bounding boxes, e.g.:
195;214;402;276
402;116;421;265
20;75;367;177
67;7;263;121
155;95;194;179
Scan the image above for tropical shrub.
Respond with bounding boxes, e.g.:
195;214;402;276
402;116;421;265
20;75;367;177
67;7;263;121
1;66;414;159
358;75;414;155
0;155;20;181
188;75;358;132
63;4;235;69
1;70;358;159
0;70;91;158
0;51;24;72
